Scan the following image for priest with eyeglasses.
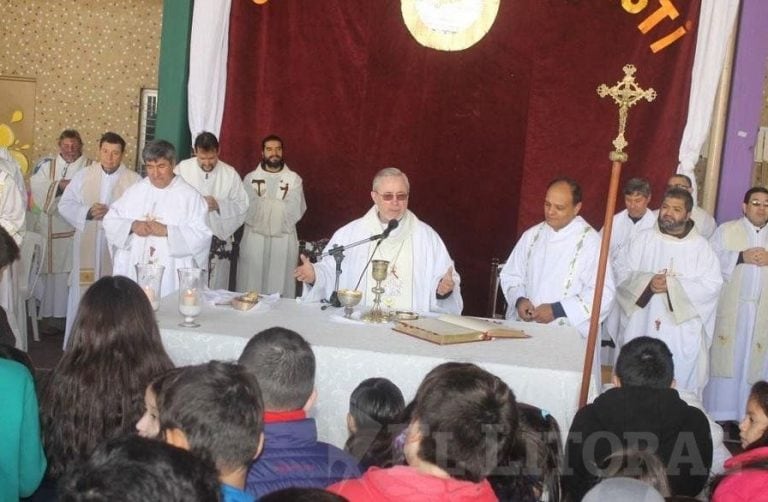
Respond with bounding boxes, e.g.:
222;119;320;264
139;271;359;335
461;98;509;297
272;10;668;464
293;167;462;314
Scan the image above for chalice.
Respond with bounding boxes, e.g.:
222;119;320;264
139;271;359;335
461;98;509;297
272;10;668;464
362;260;390;323
337;289;363;319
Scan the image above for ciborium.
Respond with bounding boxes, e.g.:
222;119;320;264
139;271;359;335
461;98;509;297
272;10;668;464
362;260;391;323
337;288;363;319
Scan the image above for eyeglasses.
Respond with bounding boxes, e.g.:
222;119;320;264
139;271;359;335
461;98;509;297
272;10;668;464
748;200;768;208
376;192;409;202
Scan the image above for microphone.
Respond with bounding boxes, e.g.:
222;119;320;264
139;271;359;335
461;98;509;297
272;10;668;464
381;219;399;239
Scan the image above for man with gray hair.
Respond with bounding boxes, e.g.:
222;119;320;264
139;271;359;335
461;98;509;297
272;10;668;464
294;167;462;314
103;140;212;296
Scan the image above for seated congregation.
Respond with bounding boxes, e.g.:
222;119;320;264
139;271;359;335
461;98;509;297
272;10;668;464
4;271;768;501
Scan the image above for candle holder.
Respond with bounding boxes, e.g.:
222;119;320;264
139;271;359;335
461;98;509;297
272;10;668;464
135;263;164;311
177;268;203;328
362;260;391;323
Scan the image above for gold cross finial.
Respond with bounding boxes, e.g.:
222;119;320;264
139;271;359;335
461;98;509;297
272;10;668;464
597;64;656;162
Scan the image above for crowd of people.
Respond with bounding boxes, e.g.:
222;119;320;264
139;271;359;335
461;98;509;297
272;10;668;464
1;128;767;500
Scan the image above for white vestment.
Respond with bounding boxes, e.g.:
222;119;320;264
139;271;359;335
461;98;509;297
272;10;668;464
301;207;463;315
103;176;212;296
704;218;768;420
601;209;656;342
29;154;88;317
237;164;305;297
0;154;28;210
653;205;716;240
500;216;614;337
59;163;140;346
0;169;26;347
175;158;248;290
617;225;722;396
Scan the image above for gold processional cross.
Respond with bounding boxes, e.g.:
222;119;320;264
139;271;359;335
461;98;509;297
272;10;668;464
597;64;657;162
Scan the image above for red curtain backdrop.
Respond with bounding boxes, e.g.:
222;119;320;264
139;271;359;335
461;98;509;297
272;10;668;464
220;0;700;315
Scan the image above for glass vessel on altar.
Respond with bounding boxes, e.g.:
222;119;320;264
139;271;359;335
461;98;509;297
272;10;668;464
177;268;203;327
135;263;164;311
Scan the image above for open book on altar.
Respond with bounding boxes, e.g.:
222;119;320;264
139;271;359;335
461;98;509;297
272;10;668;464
393;314;529;345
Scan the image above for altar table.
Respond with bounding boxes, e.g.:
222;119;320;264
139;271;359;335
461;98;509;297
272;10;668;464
156;296;598;447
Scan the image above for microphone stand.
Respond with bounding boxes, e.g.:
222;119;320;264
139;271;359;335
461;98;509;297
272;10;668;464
320;231;387;308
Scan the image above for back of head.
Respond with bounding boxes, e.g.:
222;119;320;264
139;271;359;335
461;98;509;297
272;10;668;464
411;362;518;482
157;361;264;473
345;377;406;469
260;487;348;502
42;276;174;478
0;224;20;269
598;448;671;497
0;341;35;377
58;435;220;502
615;337;674;388
582;477;664;502
349;377;405;431
238;327;315;411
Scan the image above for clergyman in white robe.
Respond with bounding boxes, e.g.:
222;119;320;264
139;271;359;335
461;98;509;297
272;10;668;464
501;215;614;336
237;163;305;297
29;152;88;317
301;206;463;314
617;222;722;396
704;194;768;420
0;169;26;347
59;161;140;346
103;176;212;296
175;157;248;290
602;207;656;343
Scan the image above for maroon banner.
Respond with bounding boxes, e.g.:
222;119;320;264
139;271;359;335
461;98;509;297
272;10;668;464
221;0;700;315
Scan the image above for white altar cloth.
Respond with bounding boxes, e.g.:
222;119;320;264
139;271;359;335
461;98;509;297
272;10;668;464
156;296;598;447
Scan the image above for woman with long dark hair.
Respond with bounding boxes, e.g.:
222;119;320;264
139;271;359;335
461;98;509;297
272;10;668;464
40;275;174;482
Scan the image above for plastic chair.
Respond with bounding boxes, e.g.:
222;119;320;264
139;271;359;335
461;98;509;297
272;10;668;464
18;231;45;342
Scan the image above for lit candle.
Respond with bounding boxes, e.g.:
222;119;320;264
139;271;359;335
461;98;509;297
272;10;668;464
181;289;198;306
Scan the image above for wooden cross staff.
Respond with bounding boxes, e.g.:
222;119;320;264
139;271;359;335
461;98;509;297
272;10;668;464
579;64;656;408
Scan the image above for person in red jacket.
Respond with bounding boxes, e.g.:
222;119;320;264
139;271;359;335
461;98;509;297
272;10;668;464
711;381;768;501
328;362;518;502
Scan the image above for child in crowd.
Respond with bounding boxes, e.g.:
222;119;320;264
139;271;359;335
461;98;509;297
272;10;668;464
238;327;361;498
563;336;712;500
155;361;264;502
710;380;768;500
489;403;562;502
58;435;220;502
596;448;671;497
345;377;406;470
328;362;517;502
136;368;181;439
0;358;46;501
40;276;174;489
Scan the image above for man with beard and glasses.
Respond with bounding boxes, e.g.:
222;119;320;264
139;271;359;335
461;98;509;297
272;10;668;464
30;129;90;321
704;187;768;422
176;132;248;290
59;132;141;348
237;135;306;298
615;187;722;396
